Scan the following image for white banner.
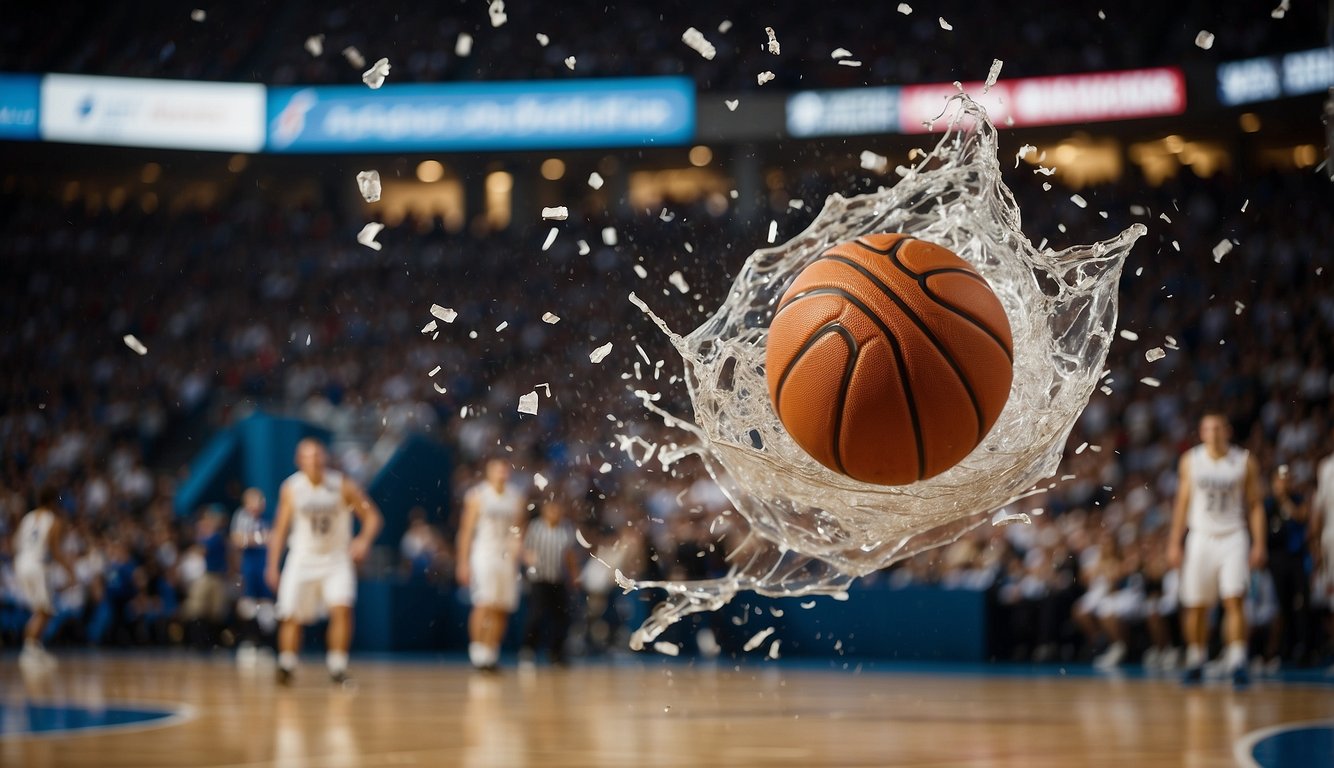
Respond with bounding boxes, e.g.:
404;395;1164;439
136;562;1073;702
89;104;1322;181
41;74;265;152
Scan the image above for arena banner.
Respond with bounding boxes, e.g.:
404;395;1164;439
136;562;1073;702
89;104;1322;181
1218;47;1334;106
898;67;1186;132
265;77;695;152
40;74;265;152
0;73;40;140
785;86;900;138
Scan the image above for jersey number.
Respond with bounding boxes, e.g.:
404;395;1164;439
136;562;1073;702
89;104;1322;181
1205;488;1233;514
312;513;332;536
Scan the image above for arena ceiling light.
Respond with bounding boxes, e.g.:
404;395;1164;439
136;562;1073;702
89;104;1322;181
416;160;445;183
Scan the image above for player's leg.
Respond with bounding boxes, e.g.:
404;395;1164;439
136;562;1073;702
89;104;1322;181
549;585;571;665
1179;533;1216;681
323;562;356;683
18;567;56;668
1217;530;1251;685
274;564;311;684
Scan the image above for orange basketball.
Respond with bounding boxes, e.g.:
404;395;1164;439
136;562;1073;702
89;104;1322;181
765;233;1013;485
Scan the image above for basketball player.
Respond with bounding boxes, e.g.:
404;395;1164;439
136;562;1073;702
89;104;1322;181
232;488;276;663
1313;440;1334;671
455;459;526;672
13;487;75;670
266;439;383;685
1166;413;1266;687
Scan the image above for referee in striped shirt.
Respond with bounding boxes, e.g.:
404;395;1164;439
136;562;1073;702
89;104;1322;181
520;500;581;666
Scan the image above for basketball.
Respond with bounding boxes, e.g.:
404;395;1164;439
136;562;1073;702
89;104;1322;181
765;233;1014;485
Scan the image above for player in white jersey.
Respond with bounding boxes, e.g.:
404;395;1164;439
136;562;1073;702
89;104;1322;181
1313;443;1334;671
455;459;526;671
13;487;75;670
1166;413;1266;687
266;439;382;685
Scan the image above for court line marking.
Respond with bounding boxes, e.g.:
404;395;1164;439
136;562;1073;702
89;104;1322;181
1232;718;1334;768
0;700;198;741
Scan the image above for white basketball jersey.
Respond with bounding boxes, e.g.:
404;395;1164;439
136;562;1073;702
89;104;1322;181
1186;445;1249;535
15;509;55;569
1316;454;1334;546
284;470;351;558
470;483;523;558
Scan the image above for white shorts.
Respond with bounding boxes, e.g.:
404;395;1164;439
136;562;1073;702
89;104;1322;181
16;563;52;614
1074;578;1109;615
276;555;356;624
1096;588;1146;620
1180;529;1249;608
470;554;519;611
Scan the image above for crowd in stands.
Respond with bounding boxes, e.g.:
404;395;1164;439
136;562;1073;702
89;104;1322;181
2;135;1333;664
2;1;1325;91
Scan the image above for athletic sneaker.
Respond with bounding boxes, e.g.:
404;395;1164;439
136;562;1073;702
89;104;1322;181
1094;642;1126;669
1232;665;1250;689
1181;666;1204;685
276;667;294;686
330;670;350;686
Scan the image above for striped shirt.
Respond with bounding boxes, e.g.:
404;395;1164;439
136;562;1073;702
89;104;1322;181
523;520;576;583
231;510;271;551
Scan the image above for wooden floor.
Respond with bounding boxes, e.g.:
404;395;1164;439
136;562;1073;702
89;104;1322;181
2;654;1331;767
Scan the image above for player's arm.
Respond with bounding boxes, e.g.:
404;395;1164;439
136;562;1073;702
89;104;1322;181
1166;453;1191;568
564;534;582;587
266;484;294;590
1312;464;1330;568
48;517;76;581
455;490;479;585
1245;457;1267;569
343;478;383;565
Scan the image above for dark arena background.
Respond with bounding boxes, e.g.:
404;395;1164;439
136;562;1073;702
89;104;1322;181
2;2;1334;766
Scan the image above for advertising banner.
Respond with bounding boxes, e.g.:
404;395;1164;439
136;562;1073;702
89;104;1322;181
898;68;1186;133
1218;47;1334;106
266;77;694;152
40;74;265;151
786;86;899;138
0;73;40;140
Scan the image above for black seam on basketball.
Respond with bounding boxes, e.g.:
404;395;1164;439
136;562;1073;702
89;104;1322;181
829;326;858;478
852;235;915;261
782;287;925;480
919;275;1015;363
882;247;1015;364
774;320;849;408
819;255;986;445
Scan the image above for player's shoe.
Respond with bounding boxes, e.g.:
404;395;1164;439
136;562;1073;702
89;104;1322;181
1231;665;1250;690
1181;666;1204;685
1094;642;1126;670
330;670;350;686
276;667;294;686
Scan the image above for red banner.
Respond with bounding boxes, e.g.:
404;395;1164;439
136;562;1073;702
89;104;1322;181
898;67;1186;133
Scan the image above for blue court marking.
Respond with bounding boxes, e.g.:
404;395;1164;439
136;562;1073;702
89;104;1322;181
1235;720;1334;768
0;702;192;739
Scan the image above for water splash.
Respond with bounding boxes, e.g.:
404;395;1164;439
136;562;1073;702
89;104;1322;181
625;94;1145;650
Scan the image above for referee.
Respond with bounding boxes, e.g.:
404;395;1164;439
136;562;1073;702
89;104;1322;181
520;499;581;667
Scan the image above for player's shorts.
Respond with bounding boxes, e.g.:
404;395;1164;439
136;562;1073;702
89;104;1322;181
16;562;52;614
276;555;356;624
1096;587;1146;620
240;554;274;601
469;554;519;611
1180;529;1249;608
1074;578;1109;615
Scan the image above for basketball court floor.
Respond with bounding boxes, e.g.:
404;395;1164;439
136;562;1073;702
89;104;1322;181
2;654;1331;767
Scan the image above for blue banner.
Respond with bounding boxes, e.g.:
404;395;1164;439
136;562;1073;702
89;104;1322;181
786;86;899;138
267;77;694;152
0;74;40;140
1218;47;1334;106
